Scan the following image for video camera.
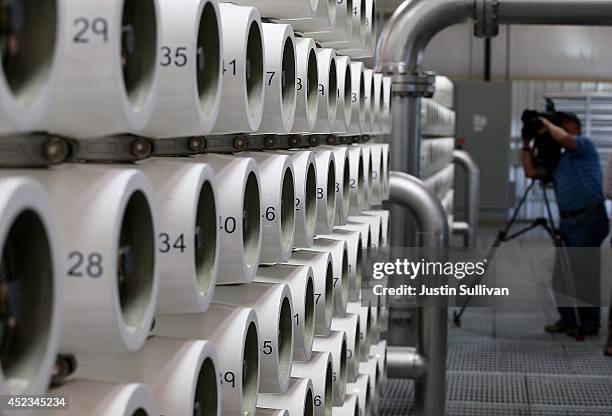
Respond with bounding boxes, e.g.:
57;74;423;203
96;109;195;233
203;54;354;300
521;99;563;183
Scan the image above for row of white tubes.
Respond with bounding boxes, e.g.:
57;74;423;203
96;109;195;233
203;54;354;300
0;0;390;139
0;0;394;414
0;142;391;416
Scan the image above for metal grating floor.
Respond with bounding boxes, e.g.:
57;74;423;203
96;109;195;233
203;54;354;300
379;227;612;415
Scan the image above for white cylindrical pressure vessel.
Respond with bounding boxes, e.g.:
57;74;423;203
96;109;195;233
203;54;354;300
0;0;59;135
369;340;387;388
372;73;383;135
312;149;336;234
332;56;352;134
279;150;317;248
364;210;389;248
381;144;390;200
40;0;160;138
75;337;220;416
314;0;352;47
0;176;60;401
244;152;294;263
292;352;333;416
213;4;264;134
312;49;337;135
258;377;314;416
153;304;260;416
312;331;348;406
346;374;371;416
338;0;376;59
318;146;350;226
364;144;383;206
362;70;375;135
331;313;361;383
255;264;315;362
140;159;218;314
48;381;156;416
199;154;261;284
309;238;349;318
333;394;360;416
258;24;296;134
355;144;372;208
288;251;334;337
346;301;372;360
336;221;373;283
348;215;381;251
346;62;366;135
382;76;392;134
229;0;313;19
31;165;157;354
142;0;221;137
291;38;319;134
369;295;380;344
320;230;362;302
346;146;365;215
345;0;367;50
279;0;336;33
213;282;294;394
359;358;380;411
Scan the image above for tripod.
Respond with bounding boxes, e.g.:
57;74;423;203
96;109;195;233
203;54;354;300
452;179;585;340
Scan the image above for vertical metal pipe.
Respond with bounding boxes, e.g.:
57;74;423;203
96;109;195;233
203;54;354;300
453;150;480;247
388;172;449;416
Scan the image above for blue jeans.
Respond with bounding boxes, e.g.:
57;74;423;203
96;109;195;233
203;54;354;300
553;204;609;331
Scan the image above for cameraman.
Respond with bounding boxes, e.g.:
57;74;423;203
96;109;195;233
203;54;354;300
522;113;609;336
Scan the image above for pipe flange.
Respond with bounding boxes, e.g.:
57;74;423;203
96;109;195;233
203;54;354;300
392;71;436;98
474;0;499;38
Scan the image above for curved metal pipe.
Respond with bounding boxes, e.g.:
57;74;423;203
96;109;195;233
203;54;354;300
387;346;427;379
453;150;480;248
388;171;448;416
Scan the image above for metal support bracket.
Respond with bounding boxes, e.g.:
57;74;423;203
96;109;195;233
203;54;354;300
474;0;500;38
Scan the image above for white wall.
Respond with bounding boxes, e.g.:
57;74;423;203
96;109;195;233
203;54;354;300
421;23;612;82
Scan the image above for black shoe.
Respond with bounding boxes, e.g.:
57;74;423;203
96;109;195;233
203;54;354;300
566;326;599;337
544;321;573;334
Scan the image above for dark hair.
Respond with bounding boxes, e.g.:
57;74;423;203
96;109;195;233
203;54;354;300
558;112;582;130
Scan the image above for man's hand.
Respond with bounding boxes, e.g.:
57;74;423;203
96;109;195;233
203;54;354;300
539;117;577;150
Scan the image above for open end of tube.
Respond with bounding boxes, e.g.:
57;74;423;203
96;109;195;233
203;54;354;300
368;153;374;191
365;308;372;348
0;210;53;392
278;296;293;384
357;154;365;205
340;337;347;391
194;357;218;415
343;67;352;123
326;159;336;226
364;381;371;416
243;172;261;271
304;276;315;352
197;2;221;119
346;0;354;31
354;320;361;364
0;0;56;107
355;239;362;293
306;49;318;122
282;37;296;118
305;386;314;416
195;180;216;297
369;81;375;125
118;191;154;332
305;162;317;238
246;22;264;119
324;260;334;326
378;87;384;128
281;168;295;254
353;401;359;416
359;72;365;121
324;360;333;416
370;1;377;49
342;156;350;215
341;248;349;305
328;59;337;122
121;0;157;112
132;409;147;416
359;0;367;39
243;322;259;413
